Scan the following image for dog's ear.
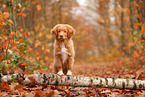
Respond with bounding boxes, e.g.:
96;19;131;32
51;25;59;37
66;24;76;39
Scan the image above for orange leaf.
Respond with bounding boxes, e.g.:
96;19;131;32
97;18;104;24
20;63;27;66
0;81;10;90
2;4;6;9
123;47;126;50
140;78;145;80
141;23;145;35
19;63;26;71
3;12;9;19
0;10;2;14
14;84;23;90
23;32;27;38
9;33;13;39
20;28;23;32
0;16;5;22
134;2;139;7
21;13;26;17
37;5;41;11
134;23;142;27
34;90;44;97
138;14;141;19
11;44;18;47
0;46;2;51
41;83;47;88
17;12;22;16
32;2;36;4
0;56;3;61
28;77;38;84
8;19;13;24
141;51;145;56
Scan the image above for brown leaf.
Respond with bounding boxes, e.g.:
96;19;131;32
41;83;47;89
125;94;134;97
34;90;44;97
28;77;38;84
14;84;23;90
0;81;10;91
28;83;36;88
140;77;145;80
19;63;26;72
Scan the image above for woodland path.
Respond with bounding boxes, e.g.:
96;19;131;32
73;62;135;79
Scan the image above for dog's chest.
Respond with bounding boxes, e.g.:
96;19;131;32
60;43;68;64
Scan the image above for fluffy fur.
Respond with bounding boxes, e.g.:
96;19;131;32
51;24;75;75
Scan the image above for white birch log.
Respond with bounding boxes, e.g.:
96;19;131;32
1;73;145;90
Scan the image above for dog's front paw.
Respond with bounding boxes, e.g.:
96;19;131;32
57;70;64;75
66;70;72;75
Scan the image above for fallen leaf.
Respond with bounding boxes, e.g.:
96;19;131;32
0;81;10;91
28;77;38;84
14;84;23;90
34;90;44;97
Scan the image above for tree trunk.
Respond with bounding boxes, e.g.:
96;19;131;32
1;74;145;90
136;0;145;43
58;0;62;24
129;0;134;35
120;0;127;55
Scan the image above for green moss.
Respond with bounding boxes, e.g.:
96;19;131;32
112;78;115;84
105;78;108;85
89;79;93;86
100;79;102;87
133;81;137;89
126;79;129;86
139;84;142;88
55;78;59;86
43;74;47;83
112;78;116;87
67;76;70;80
122;82;125;89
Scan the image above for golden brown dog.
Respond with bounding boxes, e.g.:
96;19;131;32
51;24;75;75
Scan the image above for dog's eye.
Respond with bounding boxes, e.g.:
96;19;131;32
64;31;67;33
58;30;60;33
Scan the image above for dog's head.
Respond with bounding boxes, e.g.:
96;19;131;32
51;24;75;41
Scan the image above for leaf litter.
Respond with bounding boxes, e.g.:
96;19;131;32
0;62;145;96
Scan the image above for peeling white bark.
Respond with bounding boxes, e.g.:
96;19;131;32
1;74;145;90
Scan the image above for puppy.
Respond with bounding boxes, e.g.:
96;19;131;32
51;24;75;75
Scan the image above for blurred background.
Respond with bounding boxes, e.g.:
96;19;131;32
0;0;144;73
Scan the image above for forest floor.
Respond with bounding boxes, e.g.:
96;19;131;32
0;62;145;97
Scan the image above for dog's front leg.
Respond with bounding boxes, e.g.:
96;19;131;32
54;55;64;75
67;56;74;75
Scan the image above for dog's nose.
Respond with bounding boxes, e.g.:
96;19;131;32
60;35;63;38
